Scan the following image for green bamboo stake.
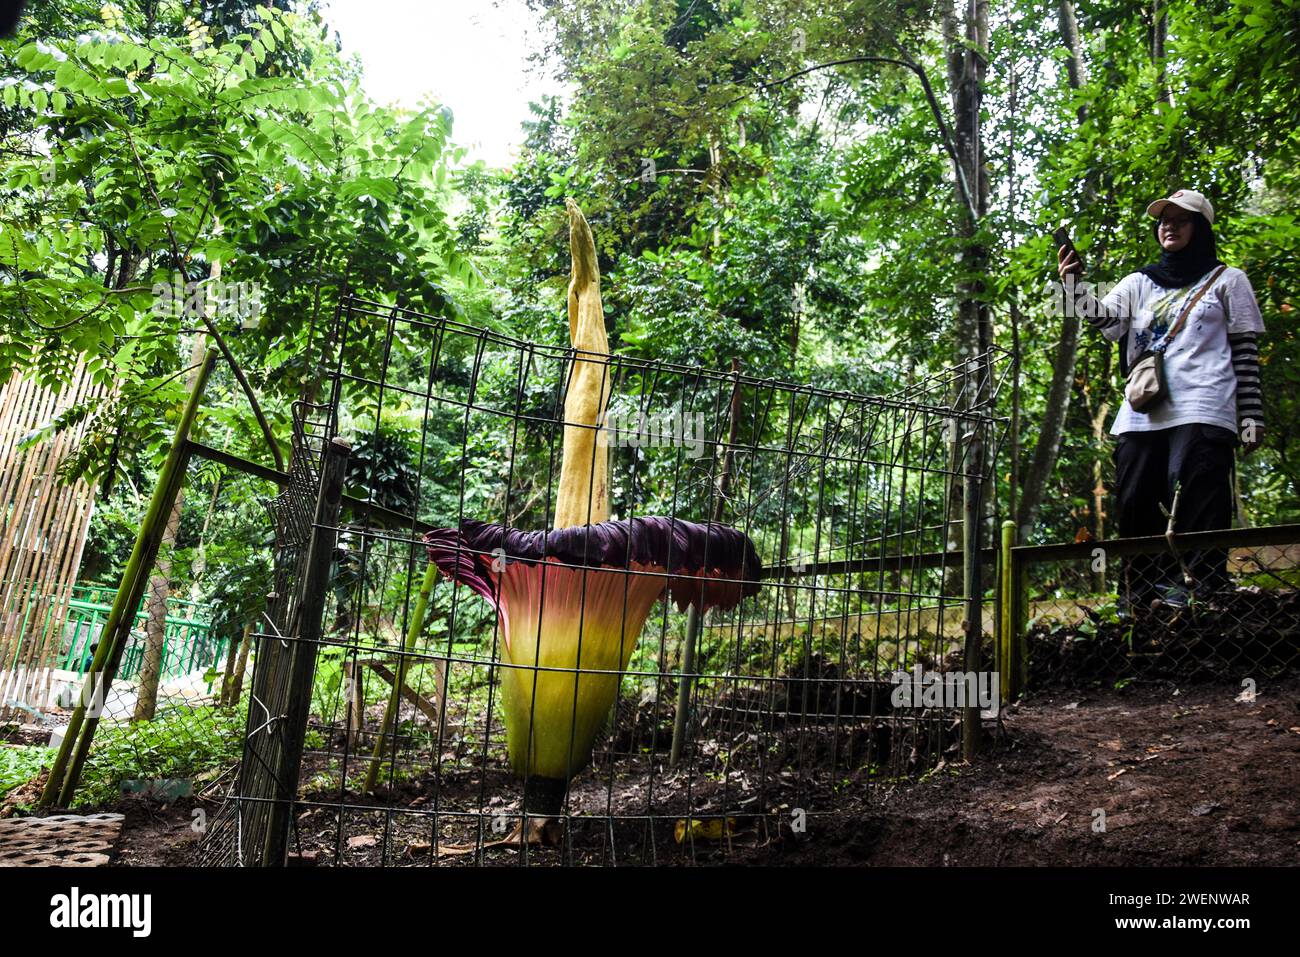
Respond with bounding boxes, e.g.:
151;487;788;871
364;561;438;793
1013;535;1029;697
998;520;1015;704
40;347;218;807
669;604;702;768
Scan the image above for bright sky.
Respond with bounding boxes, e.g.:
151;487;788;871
320;0;567;168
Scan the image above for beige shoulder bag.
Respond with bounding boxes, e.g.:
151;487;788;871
1125;265;1227;412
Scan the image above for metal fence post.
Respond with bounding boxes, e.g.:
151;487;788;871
261;435;350;866
670;358;742;768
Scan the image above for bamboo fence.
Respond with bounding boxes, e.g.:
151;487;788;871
0;362;104;710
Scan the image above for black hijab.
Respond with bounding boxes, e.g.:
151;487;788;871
1137;211;1222;289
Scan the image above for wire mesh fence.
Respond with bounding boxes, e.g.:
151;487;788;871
199;296;1007;866
1014;524;1300;688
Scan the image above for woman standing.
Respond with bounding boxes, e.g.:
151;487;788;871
1057;189;1265;609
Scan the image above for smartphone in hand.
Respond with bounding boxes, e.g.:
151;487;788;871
1053;226;1083;278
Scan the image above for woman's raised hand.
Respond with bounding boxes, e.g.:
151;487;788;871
1057;245;1083;283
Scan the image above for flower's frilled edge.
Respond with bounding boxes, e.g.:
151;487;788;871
421;517;762;612
422;526;501;611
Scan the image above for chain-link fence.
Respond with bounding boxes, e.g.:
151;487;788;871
0;578;249;810
1003;524;1300;689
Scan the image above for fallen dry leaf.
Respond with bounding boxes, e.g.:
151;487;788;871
674;817;736;844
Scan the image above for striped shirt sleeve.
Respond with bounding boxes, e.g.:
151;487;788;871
1219;269;1266;432
1229;331;1264;430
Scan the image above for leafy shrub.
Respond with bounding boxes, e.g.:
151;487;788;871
73;706;245;807
0;745;52;804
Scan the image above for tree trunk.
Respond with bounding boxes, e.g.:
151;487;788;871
941;0;992;527
1153;0;1172;107
943;0;991;760
1014;0;1094;539
133;502;182;721
228;620;254;706
1015;316;1081;540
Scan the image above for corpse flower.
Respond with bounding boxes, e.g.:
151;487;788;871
424;518;761;815
421;200;762;826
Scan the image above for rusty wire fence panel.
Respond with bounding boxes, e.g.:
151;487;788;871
197;400;333;863
1014;525;1300;688
201;297;1007;866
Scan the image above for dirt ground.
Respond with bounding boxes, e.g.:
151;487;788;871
104;673;1300;866
761;675;1300;866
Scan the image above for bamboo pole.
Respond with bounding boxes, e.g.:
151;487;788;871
0;373;38;504
0;363;101;679
138;278;216;721
998;520;1015;704
0;372;24;466
37;370;105;669
9;367;83;675
40;348;218;807
0;378;53;629
0;374;60;646
53;407;206;803
364;560;438;792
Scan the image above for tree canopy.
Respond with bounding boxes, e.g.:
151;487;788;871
3;0;1297;621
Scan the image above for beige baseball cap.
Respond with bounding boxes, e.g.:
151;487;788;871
1146;188;1214;225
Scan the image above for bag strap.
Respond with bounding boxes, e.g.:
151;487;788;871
1163;264;1228;345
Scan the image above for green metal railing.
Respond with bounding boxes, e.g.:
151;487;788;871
58;584;225;682
3;580;223;683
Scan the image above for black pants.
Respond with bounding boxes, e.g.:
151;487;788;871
1114;423;1237;601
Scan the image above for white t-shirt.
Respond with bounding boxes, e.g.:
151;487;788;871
1095;266;1265;434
